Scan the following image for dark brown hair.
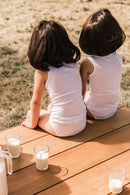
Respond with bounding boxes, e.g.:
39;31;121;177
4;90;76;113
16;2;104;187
28;20;80;71
79;9;126;56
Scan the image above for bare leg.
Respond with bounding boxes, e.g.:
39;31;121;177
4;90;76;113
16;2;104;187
38;110;57;136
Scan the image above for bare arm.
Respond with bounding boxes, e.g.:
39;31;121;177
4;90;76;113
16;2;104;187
80;58;94;99
22;70;47;129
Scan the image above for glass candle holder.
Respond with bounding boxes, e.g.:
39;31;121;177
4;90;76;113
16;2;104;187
6;134;21;158
109;166;126;194
34;145;50;171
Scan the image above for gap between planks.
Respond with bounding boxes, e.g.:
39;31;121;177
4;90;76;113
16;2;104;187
37;151;130;195
10;123;130;172
7;125;130;194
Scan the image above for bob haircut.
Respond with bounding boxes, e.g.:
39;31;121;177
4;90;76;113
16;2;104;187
79;9;126;56
28;20;80;71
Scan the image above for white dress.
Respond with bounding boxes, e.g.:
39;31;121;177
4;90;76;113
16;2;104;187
46;63;86;137
85;53;122;119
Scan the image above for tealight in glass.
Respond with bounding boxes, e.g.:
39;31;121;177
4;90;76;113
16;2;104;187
34;145;50;171
6;134;21;158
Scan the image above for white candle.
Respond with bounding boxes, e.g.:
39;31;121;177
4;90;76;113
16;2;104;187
109;179;123;194
7;138;20;158
35;151;49;171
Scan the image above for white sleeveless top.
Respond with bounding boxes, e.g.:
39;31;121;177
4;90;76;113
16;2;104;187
46;63;86;137
85;53;122;119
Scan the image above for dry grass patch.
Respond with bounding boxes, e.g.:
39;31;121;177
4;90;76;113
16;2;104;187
0;0;130;131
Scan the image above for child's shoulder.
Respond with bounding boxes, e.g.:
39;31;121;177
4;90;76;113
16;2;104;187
80;57;94;74
106;52;123;65
90;53;122;64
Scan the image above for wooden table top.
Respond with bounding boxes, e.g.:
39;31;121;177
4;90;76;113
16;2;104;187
0;107;130;195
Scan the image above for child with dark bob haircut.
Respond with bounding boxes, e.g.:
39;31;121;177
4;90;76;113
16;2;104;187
22;20;86;137
79;9;126;119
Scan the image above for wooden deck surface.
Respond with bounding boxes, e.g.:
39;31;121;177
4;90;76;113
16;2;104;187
0;107;130;195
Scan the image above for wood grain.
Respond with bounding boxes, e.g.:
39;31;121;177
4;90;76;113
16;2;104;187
5;107;130;172
11;121;130;171
7;125;130;194
0;126;47;150
38;151;130;195
1;107;130;150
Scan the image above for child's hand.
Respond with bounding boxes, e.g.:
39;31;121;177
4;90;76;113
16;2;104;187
21;119;34;129
21;110;36;129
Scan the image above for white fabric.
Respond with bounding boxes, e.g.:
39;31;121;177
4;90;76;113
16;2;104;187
85;53;122;119
46;63;86;137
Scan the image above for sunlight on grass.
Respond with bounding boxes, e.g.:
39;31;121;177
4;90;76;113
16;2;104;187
0;0;129;131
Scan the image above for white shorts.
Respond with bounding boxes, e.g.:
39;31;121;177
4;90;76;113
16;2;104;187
85;91;118;119
49;114;86;137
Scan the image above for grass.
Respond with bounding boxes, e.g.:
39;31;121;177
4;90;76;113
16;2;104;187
0;0;130;131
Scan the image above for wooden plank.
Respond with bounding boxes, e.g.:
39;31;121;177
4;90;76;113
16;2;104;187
0;126;47;150
1;107;130;152
38;151;130;195
5;107;130;172
7;125;130;194
1;107;130;145
81;107;130;142
11;123;130;172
